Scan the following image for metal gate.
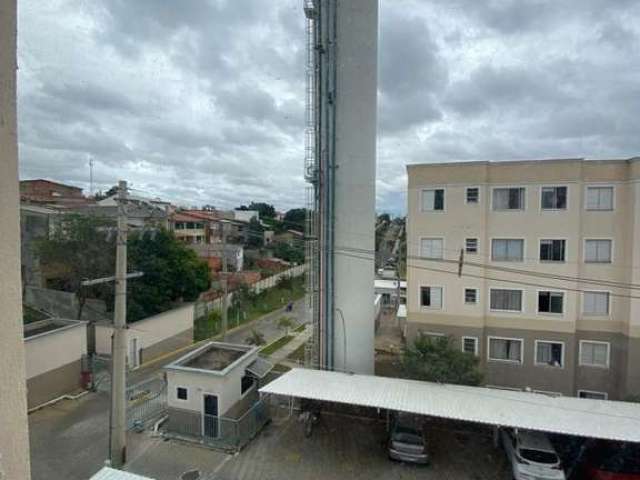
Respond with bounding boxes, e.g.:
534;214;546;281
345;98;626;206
126;377;167;430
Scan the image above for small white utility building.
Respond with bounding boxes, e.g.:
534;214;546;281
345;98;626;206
164;342;272;441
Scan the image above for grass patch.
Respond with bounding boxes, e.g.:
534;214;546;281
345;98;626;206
194;275;305;341
293;323;306;333
287;342;307;363
260;335;294;356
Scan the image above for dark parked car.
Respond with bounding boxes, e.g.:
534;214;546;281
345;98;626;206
578;441;640;480
387;419;429;464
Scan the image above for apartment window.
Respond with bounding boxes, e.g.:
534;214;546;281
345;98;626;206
464;288;478;304
578;390;608;400
462;337;478;355
465;238;478;254
422;188;445;211
488;337;523;363
490;289;523;312
535;341;564;367
540;239;566;262
579;341;610;368
420;286;442;309
584;239;612;263
421;238;443;259
586;186;614;211
538;291;564;314
541;186;567;210
176;387;188;401
466;187;479;204
583;291;610;315
493;187;525;210
491;239;524;262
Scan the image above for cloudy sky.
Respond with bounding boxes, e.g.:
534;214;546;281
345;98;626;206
17;0;640;215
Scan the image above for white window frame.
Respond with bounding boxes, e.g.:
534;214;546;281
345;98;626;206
578;340;611;368
583;238;614;264
487;336;524;364
490;237;526;262
534;340;565;368
464;287;478;305
585;184;615;211
536;289;565;316
420;285;444;310
538;237;568;263
465;237;479;254
582;290;611;317
491;186;526;211
462;336;479;356
175;386;189;402
578;389;608;400
420;236;445;259
539;185;569;211
465;186;480;205
421;187;446;213
489;288;525;313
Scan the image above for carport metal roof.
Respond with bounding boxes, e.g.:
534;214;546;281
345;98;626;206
260;368;640;442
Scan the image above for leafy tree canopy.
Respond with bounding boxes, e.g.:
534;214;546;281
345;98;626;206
272;242;304;264
238;202;276;219
246;217;265;248
283;208;306;229
402;335;483;386
127;229;210;321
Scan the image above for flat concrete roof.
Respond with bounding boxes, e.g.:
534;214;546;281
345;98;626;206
165;341;258;376
24;318;86;341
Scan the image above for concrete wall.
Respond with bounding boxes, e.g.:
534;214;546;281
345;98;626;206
24;320;87;408
95;304;194;366
405;159;640;399
0;0;32;476
332;0;378;375
166;350;257;417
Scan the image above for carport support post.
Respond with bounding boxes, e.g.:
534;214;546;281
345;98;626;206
110;180;129;468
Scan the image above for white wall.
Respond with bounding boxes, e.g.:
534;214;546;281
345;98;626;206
166;350;257;416
24;323;87;379
0;0;32;477
333;0;378;374
95;304;194;358
233;210;259;222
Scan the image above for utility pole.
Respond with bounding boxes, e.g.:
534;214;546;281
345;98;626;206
221;220;228;339
89;157;94;195
110;179;128;468
79;180;142;469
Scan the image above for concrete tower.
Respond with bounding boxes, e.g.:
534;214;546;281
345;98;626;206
306;0;378;374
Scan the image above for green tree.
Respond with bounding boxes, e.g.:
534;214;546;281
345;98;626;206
37;214;116;319
283;208;306;228
127;229;210;322
277;316;296;336
238;202;276;219
246;217;265;248
273;242;304;264
402;335;483;386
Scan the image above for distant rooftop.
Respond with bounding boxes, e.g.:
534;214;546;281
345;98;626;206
407;156;640;169
166;341;257;375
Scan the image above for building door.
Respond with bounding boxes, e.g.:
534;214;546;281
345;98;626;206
129;337;138;369
202;394;219;438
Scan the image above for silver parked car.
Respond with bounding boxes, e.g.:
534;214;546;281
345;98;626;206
500;428;566;480
387;420;429;464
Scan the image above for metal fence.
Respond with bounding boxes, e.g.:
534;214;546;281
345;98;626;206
165;399;270;452
126;377;167;430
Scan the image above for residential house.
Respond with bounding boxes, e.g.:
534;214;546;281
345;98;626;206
170;212;208;244
187;243;244;272
406;158;640;400
20;179;90;206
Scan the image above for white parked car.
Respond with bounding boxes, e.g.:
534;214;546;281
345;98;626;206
500;428;566;480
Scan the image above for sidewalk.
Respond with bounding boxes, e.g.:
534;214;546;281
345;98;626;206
267;324;311;364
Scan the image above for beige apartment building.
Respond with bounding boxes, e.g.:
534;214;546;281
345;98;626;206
406;158;640;400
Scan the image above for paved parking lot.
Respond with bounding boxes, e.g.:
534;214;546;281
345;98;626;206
30;391;510;480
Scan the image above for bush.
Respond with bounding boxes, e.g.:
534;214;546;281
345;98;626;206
402;335;483;386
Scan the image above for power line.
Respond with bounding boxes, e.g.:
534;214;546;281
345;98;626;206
332;248;640;301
